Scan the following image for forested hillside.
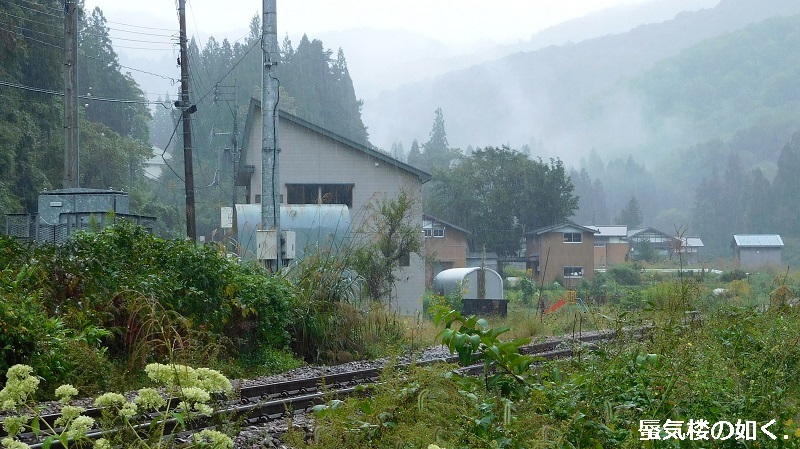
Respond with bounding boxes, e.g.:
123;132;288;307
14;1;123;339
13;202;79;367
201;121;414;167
617;13;800;258
147;17;369;237
1;3;368;238
0;1;152;214
376;1;800;261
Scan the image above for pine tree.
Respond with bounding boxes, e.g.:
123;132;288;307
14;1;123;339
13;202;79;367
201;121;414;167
407;139;423;168
772;133;800;237
615;195;643;228
422;107;457;172
390;141;406;162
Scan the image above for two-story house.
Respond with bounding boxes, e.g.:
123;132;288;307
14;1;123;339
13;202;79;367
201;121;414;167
524;222;598;285
423;214;470;288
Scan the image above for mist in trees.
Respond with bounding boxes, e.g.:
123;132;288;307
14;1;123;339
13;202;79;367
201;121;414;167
427;146;578;257
615;196;643;229
0;1;153;215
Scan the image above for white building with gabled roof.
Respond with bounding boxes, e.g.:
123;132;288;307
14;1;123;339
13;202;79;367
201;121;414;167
732;234;783;268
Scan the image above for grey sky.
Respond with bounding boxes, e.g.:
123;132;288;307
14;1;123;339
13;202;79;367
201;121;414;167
83;0;654;48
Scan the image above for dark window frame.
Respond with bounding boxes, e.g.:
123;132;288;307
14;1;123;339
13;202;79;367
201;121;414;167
563;266;584;278
286;183;354;208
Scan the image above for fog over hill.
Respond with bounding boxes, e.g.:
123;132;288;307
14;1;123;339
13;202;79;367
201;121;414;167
361;0;800;163
318;0;718;100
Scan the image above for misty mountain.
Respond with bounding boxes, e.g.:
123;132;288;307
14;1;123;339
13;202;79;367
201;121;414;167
362;0;800;160
319;0;718;101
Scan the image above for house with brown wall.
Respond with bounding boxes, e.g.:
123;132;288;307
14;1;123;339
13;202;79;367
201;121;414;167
587;225;629;268
423;214;470;288
524;222;597;285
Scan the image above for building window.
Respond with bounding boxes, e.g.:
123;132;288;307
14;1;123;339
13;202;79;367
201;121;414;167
424;227;445;238
286;184;353;208
563;266;583;278
594;242;606;247
563;232;582;243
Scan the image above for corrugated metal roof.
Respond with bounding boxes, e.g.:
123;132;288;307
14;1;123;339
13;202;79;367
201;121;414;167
526;221;599;235
587;225;628;237
682;237;704;248
733;234;783;247
423;214;471;234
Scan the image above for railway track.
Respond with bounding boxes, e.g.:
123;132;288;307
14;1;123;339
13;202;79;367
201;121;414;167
2;327;644;448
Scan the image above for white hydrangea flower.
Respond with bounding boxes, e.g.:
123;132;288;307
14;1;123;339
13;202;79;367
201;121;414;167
193;429;233;448
0;365;39;408
194;368;232;394
65;415;95;438
1;415;30;438
134;388;166;411
1;437;32;449
93;392;126;408
54;405;86;428
120;402;138;419
54;384;78;403
180;387;210;404
93;438;112;449
193;403;213;416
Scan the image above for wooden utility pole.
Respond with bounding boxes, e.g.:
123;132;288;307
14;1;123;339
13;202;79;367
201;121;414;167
261;0;280;270
63;0;79;188
178;0;196;240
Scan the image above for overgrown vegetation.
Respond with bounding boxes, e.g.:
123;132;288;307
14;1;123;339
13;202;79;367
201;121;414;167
0;223;296;394
292;271;800;448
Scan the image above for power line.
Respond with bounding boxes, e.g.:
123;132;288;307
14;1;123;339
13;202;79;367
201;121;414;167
0;79;166;105
194;39;259;105
7;1;61;19
86;32;177;45
105;26;176;38
78;52;179;83
0;9;63;30
0;21;62;41
0;25;62;50
108;43;176;51
102;19;177;33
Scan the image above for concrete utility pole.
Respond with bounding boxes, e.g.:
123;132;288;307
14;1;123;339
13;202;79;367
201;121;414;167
212;82;239;207
261;0;280;270
231;85;239;207
178;0;197;240
63;0;79;188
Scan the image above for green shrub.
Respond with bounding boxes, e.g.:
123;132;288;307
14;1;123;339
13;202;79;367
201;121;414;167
608;263;642;286
720;268;748;282
2;222;295;390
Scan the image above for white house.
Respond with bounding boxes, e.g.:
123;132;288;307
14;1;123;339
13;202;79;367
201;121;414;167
236;99;430;313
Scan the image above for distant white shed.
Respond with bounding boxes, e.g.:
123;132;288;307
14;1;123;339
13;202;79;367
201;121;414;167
434;267;503;300
732;234;783;268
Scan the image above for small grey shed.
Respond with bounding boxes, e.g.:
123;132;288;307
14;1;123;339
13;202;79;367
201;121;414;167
434;267;506;315
434;267;503;299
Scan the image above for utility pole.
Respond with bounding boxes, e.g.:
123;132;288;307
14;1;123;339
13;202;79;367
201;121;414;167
178;0;196;240
231;88;239;207
261;0;280;270
63;0;79;189
212;82;239;207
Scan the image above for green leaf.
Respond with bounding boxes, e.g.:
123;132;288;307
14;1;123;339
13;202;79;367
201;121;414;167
31;417;40;436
